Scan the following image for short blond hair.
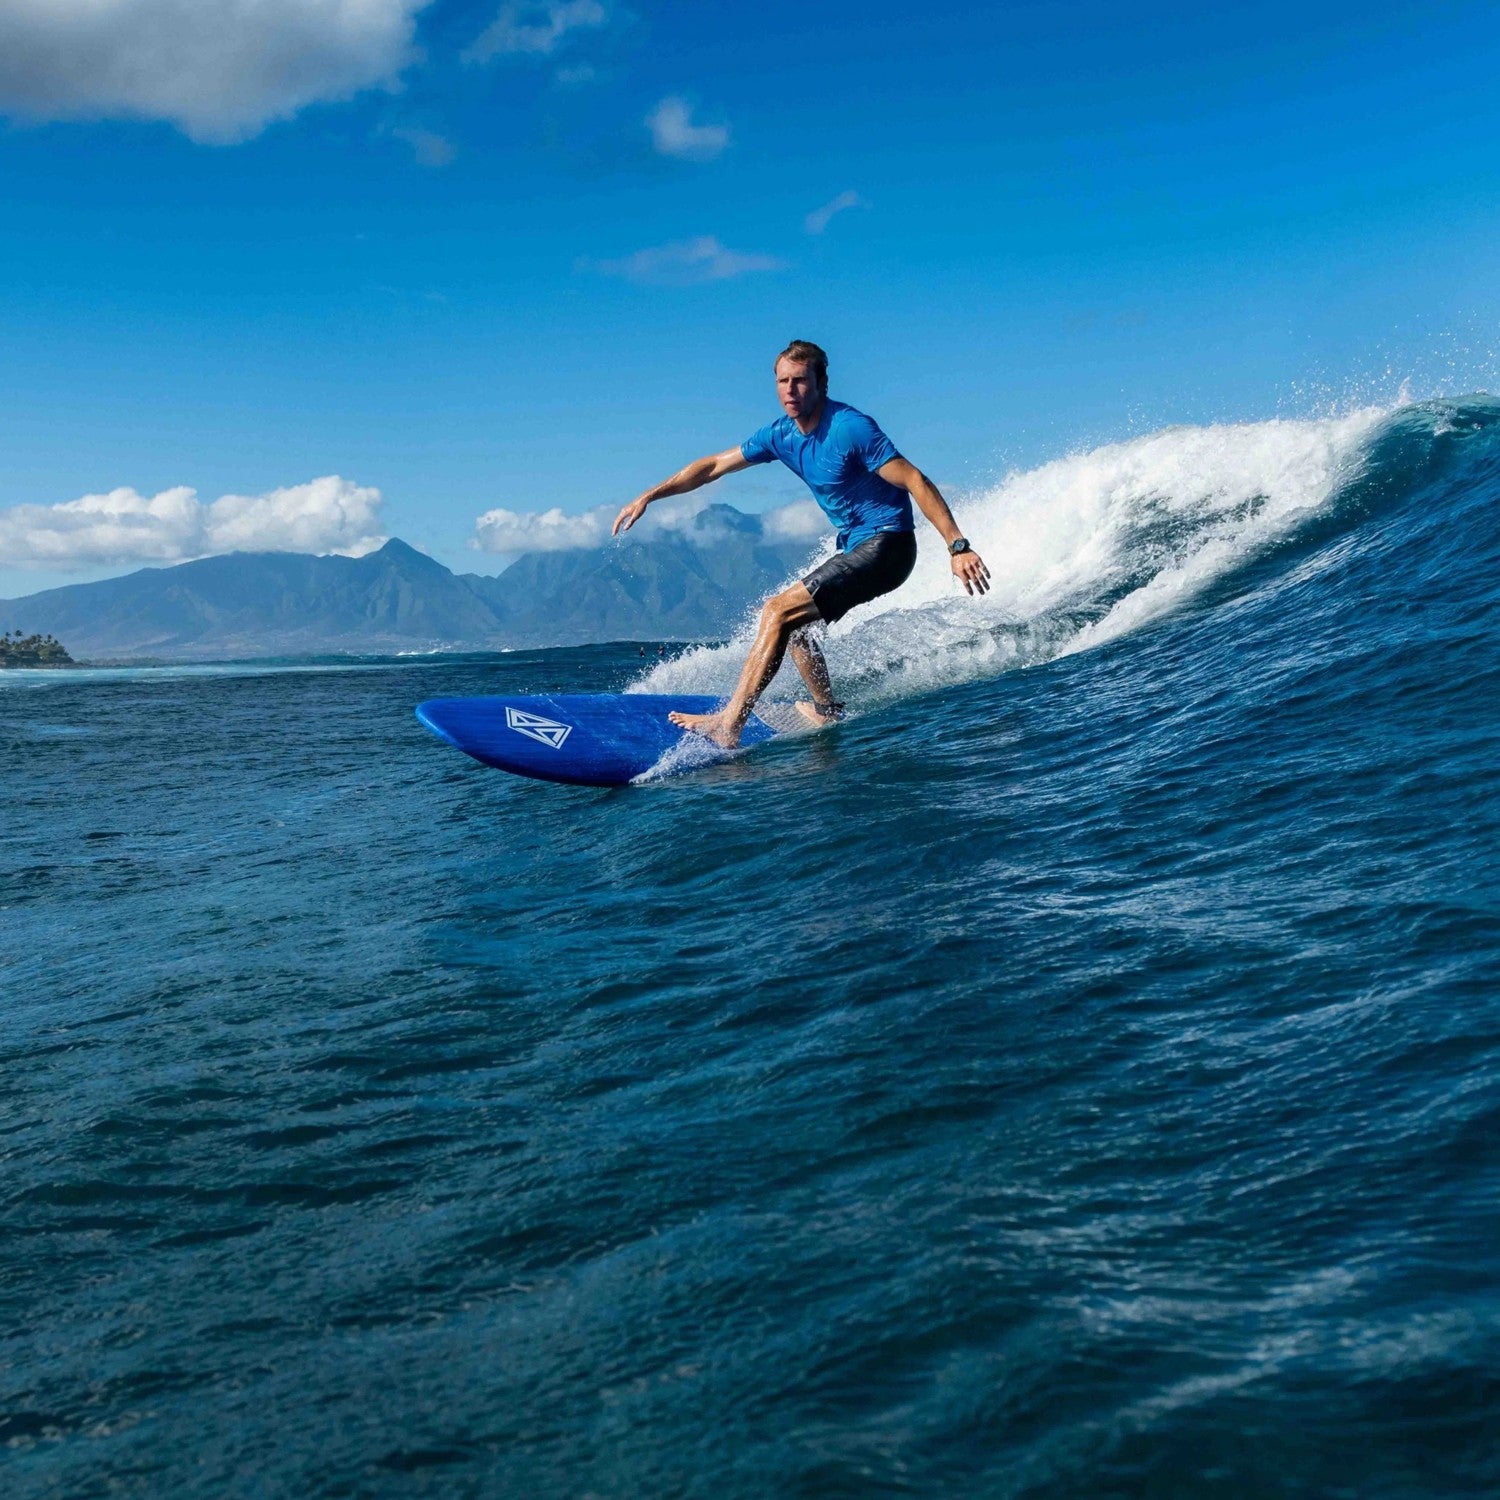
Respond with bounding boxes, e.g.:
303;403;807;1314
775;339;828;392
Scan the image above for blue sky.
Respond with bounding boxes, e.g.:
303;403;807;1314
2;0;1498;600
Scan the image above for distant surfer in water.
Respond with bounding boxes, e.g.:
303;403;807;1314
611;340;990;747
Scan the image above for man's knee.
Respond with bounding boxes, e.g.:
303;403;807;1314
760;590;804;635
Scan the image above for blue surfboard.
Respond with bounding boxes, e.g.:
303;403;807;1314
415;694;803;787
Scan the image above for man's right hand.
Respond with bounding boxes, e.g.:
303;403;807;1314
612;495;652;536
613;449;753;536
952;548;991;596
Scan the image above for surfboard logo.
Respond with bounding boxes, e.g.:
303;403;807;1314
505;707;573;749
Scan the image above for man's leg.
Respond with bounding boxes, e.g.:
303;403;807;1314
787;627;844;727
668;583;822;747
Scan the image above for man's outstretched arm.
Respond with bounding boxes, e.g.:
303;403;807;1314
877;456;991;596
612;447;752;536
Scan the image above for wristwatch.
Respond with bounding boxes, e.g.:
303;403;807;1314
948;537;972;556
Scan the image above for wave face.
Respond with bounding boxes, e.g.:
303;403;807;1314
637;396;1492;708
4;397;1499;1497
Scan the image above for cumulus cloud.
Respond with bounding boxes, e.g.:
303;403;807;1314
583;235;784;286
392;125;456;167
473;502;613;555
469;495;716;554
0;0;434;145
0;476;386;570
472;495;828;556
464;0;605;63
646;96;728;161
762;500;829;542
805;189;865;235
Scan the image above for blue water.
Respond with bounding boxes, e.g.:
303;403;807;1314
4;397;1499;1497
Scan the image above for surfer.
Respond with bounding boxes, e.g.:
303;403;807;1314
611;339;990;747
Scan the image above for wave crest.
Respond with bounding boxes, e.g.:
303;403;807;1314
634;401;1441;708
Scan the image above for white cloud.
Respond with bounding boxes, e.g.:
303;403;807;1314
648;496;740;534
392;125;456;167
0;476;386;570
584;235;784;286
646;96;728;161
762;501;829;541
464;0;605;63
0;0;434;145
805;189;865;235
471;496;827;556
472;502;614;555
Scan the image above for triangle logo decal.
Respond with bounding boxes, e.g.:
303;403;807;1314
505;706;573;750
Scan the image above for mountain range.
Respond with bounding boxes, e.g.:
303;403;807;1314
0;505;824;660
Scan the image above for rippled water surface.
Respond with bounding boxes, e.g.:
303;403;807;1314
4;399;1499;1497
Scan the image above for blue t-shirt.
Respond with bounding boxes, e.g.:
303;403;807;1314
741;399;913;551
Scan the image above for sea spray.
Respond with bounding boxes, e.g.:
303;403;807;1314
634;404;1390;707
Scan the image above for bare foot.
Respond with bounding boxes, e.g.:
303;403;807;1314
795;701;846;728
668;708;741;748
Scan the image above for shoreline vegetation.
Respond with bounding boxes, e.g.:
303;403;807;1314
0;629;75;668
0;640;697;671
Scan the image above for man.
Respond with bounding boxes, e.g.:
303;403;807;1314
611;340;990;747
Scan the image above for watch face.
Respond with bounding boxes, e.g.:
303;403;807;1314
950;539;970;555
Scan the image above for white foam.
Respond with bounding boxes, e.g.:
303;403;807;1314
632;406;1390;707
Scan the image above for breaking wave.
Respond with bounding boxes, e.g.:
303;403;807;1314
634;396;1493;712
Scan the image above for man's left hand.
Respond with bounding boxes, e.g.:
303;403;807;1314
953;550;991;596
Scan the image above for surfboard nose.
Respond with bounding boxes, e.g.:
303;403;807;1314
414;700;463;749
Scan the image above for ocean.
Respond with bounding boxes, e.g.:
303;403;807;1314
3;395;1498;1497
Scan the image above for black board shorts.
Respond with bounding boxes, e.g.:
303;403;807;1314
802;530;918;624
